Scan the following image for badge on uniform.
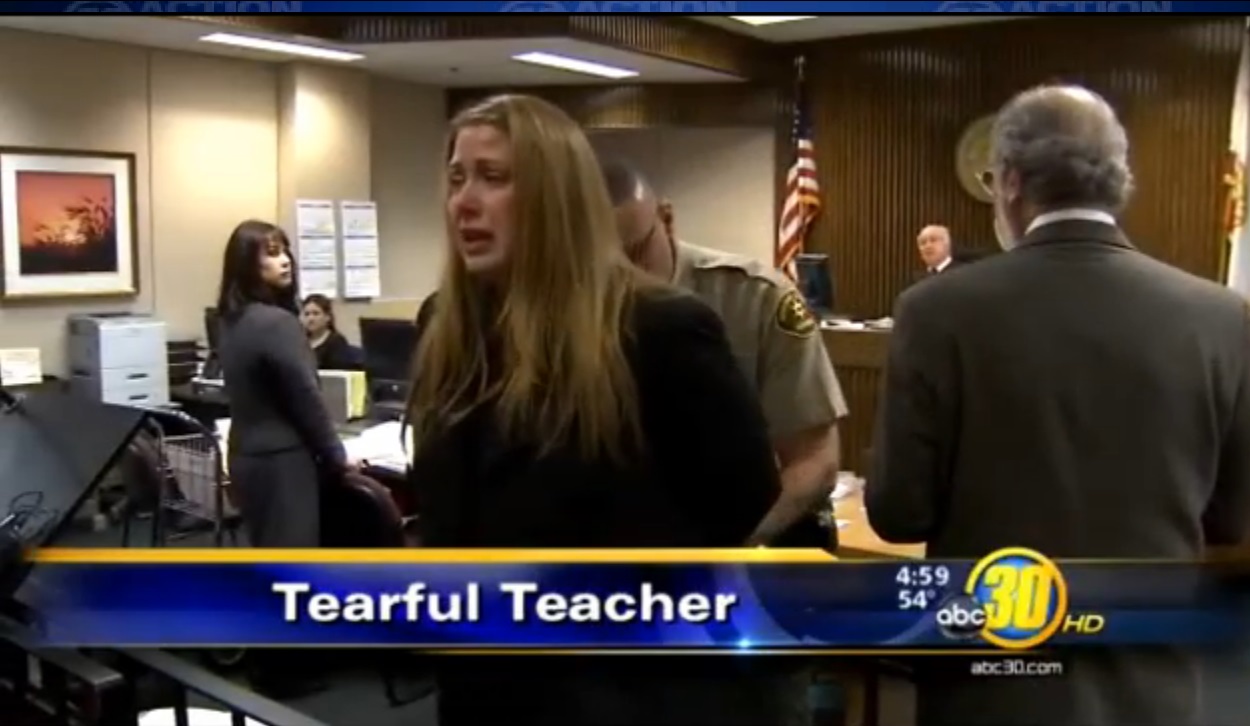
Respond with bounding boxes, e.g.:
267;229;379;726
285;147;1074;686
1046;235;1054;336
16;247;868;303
776;289;817;338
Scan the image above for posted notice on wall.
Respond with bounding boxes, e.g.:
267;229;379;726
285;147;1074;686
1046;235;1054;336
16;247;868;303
339;200;381;299
0;348;42;386
295;199;339;298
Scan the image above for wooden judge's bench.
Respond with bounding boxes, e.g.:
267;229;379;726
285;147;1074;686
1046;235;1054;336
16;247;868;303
819;328;920;726
823;329;891;481
822;327;924;559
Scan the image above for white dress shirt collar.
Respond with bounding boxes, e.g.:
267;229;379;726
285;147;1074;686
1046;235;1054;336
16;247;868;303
933;256;952;273
1026;208;1116;235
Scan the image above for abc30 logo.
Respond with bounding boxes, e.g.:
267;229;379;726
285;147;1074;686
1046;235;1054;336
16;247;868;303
935;547;1073;650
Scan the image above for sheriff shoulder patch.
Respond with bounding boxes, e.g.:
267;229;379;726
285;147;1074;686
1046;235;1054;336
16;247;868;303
775;289;817;338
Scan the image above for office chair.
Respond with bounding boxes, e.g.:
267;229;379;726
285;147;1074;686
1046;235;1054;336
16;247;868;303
319;472;417;548
318;472;429;706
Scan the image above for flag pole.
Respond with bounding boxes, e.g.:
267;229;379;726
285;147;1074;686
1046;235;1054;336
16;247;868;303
793;54;805;110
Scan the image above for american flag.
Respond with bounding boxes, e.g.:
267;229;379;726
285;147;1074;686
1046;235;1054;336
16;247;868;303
1224;17;1250;296
776;56;820;277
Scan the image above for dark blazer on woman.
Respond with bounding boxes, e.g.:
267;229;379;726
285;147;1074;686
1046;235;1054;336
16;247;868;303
312;330;359;370
408;290;793;725
219;302;346;547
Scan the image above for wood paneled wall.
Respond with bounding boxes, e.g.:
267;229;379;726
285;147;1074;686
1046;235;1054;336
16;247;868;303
803;17;1244;318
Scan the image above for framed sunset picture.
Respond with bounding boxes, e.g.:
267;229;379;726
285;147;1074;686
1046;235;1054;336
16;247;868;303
0;148;138;300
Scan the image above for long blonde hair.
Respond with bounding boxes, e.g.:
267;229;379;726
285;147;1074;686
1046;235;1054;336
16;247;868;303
407;94;652;463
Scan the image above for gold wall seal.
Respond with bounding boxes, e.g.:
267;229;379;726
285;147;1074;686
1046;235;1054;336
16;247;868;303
956;114;996;204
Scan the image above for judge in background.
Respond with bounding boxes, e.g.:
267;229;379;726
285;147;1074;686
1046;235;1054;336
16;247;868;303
915;224;960;276
300;293;361;370
867;84;1250;725
406;93;788;725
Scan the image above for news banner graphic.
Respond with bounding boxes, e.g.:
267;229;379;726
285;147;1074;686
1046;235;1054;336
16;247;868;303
14;547;1249;651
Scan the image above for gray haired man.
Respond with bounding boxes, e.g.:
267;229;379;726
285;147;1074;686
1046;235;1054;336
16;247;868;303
867;84;1250;725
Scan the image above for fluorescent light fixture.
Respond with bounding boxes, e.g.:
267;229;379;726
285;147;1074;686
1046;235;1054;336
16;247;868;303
199;32;363;62
729;16;817;26
511;51;638;79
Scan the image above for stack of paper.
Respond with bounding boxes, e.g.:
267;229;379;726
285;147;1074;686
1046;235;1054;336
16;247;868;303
215;419;231;474
821;320;866;330
0;348;42;386
830;471;864;501
342;420;411;473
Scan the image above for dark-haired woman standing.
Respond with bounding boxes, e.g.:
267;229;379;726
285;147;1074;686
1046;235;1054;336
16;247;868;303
215;219;348;549
215;219;348;697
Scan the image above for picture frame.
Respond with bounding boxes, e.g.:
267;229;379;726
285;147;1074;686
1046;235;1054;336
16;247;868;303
0;147;138;300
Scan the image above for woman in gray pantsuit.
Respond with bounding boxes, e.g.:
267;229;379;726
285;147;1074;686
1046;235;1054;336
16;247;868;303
215;219;348;546
214;219;348;697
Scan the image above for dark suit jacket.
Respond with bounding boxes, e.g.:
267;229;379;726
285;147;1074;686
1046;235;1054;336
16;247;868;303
407;289;793;725
219;302;347;546
867;220;1250;725
912;258;963;285
220;302;345;466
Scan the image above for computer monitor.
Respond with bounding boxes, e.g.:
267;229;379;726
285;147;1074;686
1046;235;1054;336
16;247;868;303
358;318;418;408
795;253;835;318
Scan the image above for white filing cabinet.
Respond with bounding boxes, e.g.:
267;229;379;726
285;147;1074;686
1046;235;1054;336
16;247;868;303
67;314;169;407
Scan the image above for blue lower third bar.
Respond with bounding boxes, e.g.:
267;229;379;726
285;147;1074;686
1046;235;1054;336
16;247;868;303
14;555;1249;650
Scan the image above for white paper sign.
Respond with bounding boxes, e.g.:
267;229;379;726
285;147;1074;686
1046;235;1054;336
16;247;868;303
339;200;381;299
296;199;336;238
0;348;42;386
295;199;338;297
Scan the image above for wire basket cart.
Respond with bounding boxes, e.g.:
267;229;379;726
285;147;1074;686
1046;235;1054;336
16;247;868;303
120;407;239;548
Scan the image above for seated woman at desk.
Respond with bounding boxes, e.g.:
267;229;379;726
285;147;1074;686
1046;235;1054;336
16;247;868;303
407;93;786;725
300;293;359;369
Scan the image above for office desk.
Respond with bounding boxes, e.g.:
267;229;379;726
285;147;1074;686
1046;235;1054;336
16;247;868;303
834;491;924;560
171;382;229;426
823;330;889;475
828;488;920;726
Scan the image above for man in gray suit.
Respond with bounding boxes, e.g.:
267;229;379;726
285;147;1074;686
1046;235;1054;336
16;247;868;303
866;84;1250;725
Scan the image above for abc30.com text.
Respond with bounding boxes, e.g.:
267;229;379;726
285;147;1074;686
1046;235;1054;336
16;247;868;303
969;658;1065;677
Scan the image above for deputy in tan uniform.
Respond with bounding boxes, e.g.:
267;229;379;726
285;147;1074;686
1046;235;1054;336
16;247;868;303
601;160;848;546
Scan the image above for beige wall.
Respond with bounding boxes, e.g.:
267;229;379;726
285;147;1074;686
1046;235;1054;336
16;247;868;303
589;128;775;263
0;28;446;376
